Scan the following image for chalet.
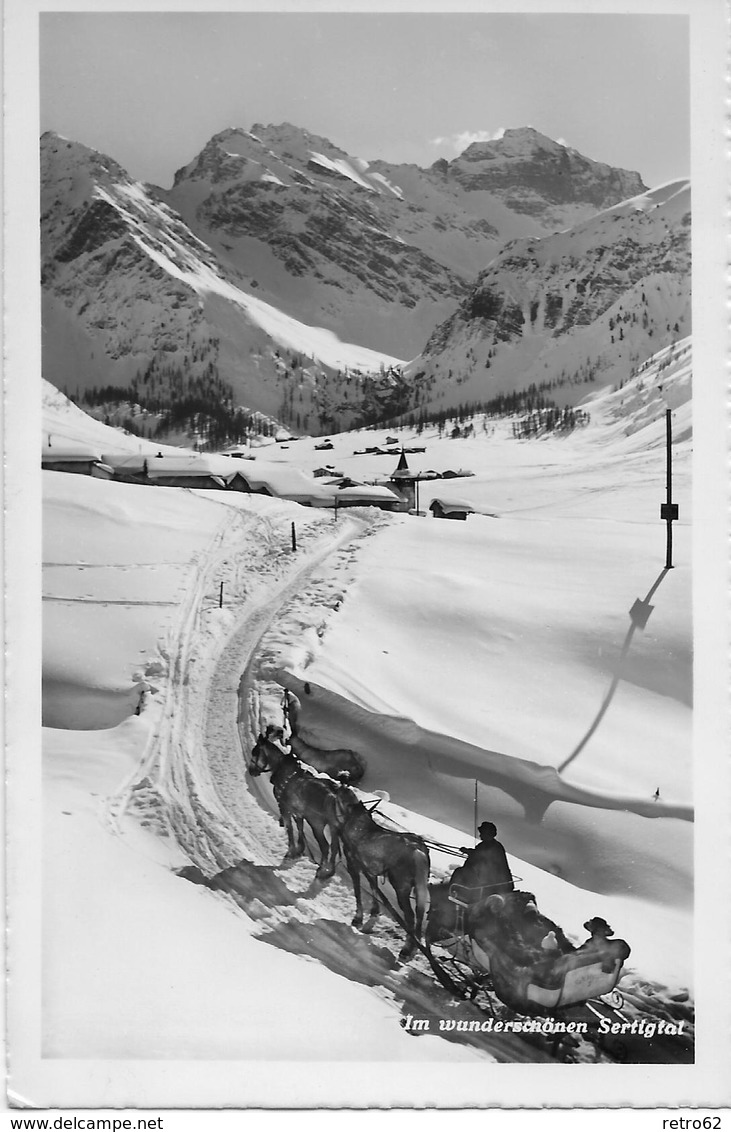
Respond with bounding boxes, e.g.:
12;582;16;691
231;461;335;506
429;497;475;521
221;445;256;459
146;456;231;490
334;483;401;511
42;442;113;479
104;452;235;490
99;452;149;484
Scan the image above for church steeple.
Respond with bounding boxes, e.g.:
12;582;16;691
392;448;411;477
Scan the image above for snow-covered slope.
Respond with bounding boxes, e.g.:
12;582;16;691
40;337;693;1076
41;132;404;423
407;179;690;416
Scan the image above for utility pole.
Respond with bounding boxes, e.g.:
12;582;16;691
660;409;679;568
473;780;478;840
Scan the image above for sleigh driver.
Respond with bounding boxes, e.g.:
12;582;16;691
449;821;515;907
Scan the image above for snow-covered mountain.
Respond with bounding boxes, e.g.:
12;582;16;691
428;127;646;229
165;124;646;357
41;125;653;435
41;131;405;431
407;180;691;415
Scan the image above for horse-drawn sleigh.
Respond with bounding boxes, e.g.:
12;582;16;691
247;726;631;1022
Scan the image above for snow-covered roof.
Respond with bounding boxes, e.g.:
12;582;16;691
42;442;103;462
221;445;256;459
101;452;148;473
238;461;334;502
145;454;238;481
430;497;475;513
336;484;399;502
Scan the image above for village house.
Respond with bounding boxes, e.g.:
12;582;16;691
42;440;113;479
429;497;475;521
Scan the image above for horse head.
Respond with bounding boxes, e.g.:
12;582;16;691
333;785;360;826
248;733;282;777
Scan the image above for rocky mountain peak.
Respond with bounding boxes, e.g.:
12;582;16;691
462;126;562;161
443;127;646;222
250;121;346;161
41;131;129;187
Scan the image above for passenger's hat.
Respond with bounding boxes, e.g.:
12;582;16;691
478;821;497;838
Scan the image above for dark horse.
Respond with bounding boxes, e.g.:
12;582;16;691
333;787;430;961
289;732;365;784
279;692;366;783
248;733;341;880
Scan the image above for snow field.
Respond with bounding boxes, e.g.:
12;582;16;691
40;334;694;1065
43;469;490;1059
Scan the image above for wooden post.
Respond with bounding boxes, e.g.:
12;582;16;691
219;581;224;608
291;522;297;552
473;779;478;840
660;409;679;569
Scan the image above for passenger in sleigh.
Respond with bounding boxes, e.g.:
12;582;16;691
486;892;574;966
450;821;515;906
575;916;631;973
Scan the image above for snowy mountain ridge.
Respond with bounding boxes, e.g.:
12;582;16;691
41;124;658;435
407;178;690;416
41;131;405;433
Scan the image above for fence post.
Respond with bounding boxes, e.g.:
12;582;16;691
291;522;297;552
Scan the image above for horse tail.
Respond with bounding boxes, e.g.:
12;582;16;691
413;848;431;941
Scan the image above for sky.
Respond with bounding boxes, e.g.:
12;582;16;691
39;11;689;191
